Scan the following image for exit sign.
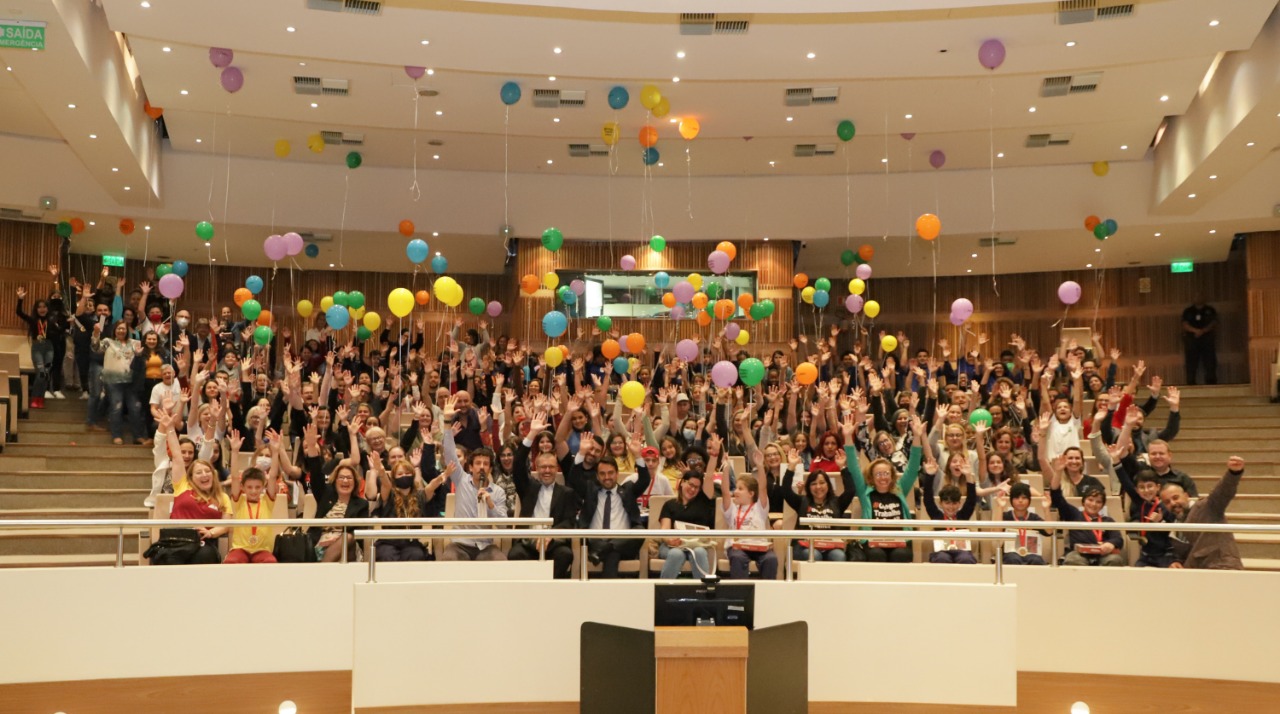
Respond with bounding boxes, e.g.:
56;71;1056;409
102;254;124;268
0;20;45;50
1170;261;1194;273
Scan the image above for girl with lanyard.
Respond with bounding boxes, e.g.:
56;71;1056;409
719;449;778;580
919;446;979;564
779;447;857;563
1045;454;1125;567
994;483;1052;565
15;287;66;406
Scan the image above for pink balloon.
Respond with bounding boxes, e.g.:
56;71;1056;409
283;231;304;256
950;313;966;326
708;250;730;275
486;300;503;317
676;338;699;362
951;298;974;319
157;273;184;300
672;281;695;304
900;132;916;141
724;323;741;340
220;66;244;93
845;294;863;314
978;39;1006;70
618;335;630;353
404;66;426;80
929;150;946;169
855;263;872;280
711;360;738;388
570;279;586;296
1058;281;1082;306
620;254;636;270
264;234;287;262
208;47;233;68
670;306;685;320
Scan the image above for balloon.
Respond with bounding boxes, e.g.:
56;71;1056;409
542;311;568;338
970;409;993;428
264;234;287;261
406;239;429;264
601;122;620;146
541;227;564;252
708;250;730;275
319;296;334;312
209;47;233;68
642;147;660;166
714;299;735;320
296;300;314;318
155;263;173;278
673;281;695;303
1092;161;1109;177
608;86;630;110
399;220;415;237
795;362;818;386
305;244;319;258
143;101;163;120
978;39;1006;70
241;299;262;322
283;232;304;256
881;335;898;353
307;134;325;153
929;150;946;169
639;85;662;110
233;287;252;307
723;323;741;341
387;288;414;318
558;286;576;306
705;282;722;300
731;295;750;313
157;274;184;300
594;317;612;333
950;313;967;326
570;279;586;296
196;221;215;241
253;325;273;346
1104;219;1118;236
813;277;831;292
333;291;350;308
670;306;685;320
801;287;815;304
500;81;521;105
363;312;381;332
652;97;670;118
171;260;189;278
244;275;263;295
1058;281;1082;305
679;118;700;141
627;332;646;354
257;309;273;327
762;300;776;317
793;273;808;289
734;329;750;347
813;290;830;308
951;298;974;320
468;297;485;316
68;217;85;235
661;292;677;309
346;151;362;169
859;244;875;262
356;326;372;341
916;213;941;240
1093;224;1109;240
845;294;864;313
606;356;626;375
650;235;666;252
620;254;636;270
836;120;856;142
840;249;856;267
1084;215;1101;231
738;358;764;386
349;307;364;321
484;300;502;318
345;290;364;310
415;290;430;306
619;381;646;409
855;264;872;280
432;255;448;273
544;346;565;368
220;66;244;93
543;272;559;291
654;271;670;288
711;360;738;388
692;293;709;310
594;339;619;361
638;125;658;148
900;132;916;141
54;221;71;238
864;300;881;318
696;311;712;327
119;218;135;235
404;65;426;80
749;304;766;321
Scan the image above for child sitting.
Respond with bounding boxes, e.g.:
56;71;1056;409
996;483;1051;565
226;465;280;564
720;454;777;580
920;456;978;564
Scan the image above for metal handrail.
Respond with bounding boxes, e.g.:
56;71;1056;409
0;518;552;529
798;517;1280;534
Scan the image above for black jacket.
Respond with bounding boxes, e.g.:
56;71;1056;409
565;457;651;530
513;442;580;530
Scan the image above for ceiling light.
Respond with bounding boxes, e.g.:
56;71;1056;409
67;103;76;109
1209;20;1219;27
1028;106;1037;113
769;161;776;166
310;102;318;108
1095;248;1101;252
971;253;978;258
1246;142;1255;147
88;221;95;226
1160;95;1169;102
553;47;562;54
553;117;560;123
676;51;685;59
763;237;769;241
162;47;171;53
669;118;678;123
546;159;553;164
89;133;97;139
1154;232;1161;237
123;186;131;191
786;116;793;122
1209;174;1218;179
420;39;430;46
806;52;816;59
1209;229;1216;234
298;62;306;67
5;66;10;71
180;90;188;95
111;167;118;172
144;225;151;230
286;26;296;33
435;252;441;256
548;76;556;82
195;138;202;143
140;1;150;7
881;158;888;163
432;232;439;237
329;263;335;268
435;110;443;116
1065;41;1076;47
432;154;440;160
997;152;1004;158
657;162;664;167
426;69;434;75
966;269;973;273
904;114;913;119
211;258;217;263
1086;263;1093;268
1188;193;1196;198
672;76;680;83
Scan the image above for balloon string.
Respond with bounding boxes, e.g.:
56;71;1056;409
988;77;1000;297
685;145;694;220
905;140;913;267
503;106;510;230
410;78;422;202
844;143;851;249
338;173;349;268
882;89;890;242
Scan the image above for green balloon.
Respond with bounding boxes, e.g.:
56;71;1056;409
969;408;993;428
356;325;372;341
649;234;666;252
346;151;362;169
541;227;564;252
840;249;856;266
597;316;613;331
738;358;765;387
705;282;721;299
155;263;173;278
814;277;831;292
253;325;273;346
761;299;775;317
56;221;73;238
333;290;349;307
347;290;365;309
749;303;766;321
241;299;262;321
1093;223;1109;240
704;304;715;318
195;221;214;241
469;297;486;315
836;120;856;142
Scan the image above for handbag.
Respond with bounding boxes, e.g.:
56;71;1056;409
142;528;202;565
273;527;318;563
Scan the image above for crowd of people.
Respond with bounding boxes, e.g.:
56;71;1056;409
15;266;1246;572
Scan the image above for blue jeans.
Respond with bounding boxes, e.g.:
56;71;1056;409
658;543;711;579
85;363;105;425
105;381;145;441
30;339;54;396
793;543;848;562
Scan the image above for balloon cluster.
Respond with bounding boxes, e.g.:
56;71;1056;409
597;85;699;165
209;47;244;94
1083;215;1119;241
263;232;304;261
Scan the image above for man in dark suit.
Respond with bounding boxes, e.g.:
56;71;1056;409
564;433;649;578
508;424;580;578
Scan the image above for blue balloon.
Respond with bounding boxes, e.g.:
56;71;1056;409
406;238;429;264
304;243;319;258
560;288;577;306
326;304;350;330
613;356;629;375
642;147;660;166
431;255;448;273
608;86;629;110
500;81;521;106
245;275;264;295
1104;218;1118;236
542;310;567;338
171;260;189;278
654;271;670;289
813;289;830;308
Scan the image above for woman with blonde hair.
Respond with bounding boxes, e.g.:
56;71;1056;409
374;457;450;561
144;411;231;565
841;412;925;563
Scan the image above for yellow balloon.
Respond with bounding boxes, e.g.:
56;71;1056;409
1092;160;1109;177
652;97;670;118
848;278;866;295
296;299;314;318
363;312;381;332
801;286;815;304
864;300;881;318
319;295;334;312
735;329;750;346
881;335;898;353
307;133;325;153
349;306;365;321
447;284;464;308
688;273;703;290
628;357;639;372
639;84;662;111
388;288;415;318
602;122;620;146
274;139;291;158
619;380;646;409
544;346;565;368
543;272;559;291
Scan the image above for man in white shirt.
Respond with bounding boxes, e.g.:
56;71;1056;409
440;424;507;561
565;443;650;579
507;441;579;578
1040;363;1084;458
149;364;183;423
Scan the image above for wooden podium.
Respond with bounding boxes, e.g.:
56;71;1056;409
654;626;749;714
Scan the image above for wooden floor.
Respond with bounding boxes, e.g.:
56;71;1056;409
3;671;1279;713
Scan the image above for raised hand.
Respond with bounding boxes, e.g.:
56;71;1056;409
228;428;244;454
1164;386;1181;412
1228;455;1245;472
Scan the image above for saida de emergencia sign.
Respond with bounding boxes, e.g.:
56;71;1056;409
0;20;46;50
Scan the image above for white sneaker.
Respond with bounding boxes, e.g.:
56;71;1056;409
143;496;156;509
44;391;55;399
79;391;89;400
54;391;66;399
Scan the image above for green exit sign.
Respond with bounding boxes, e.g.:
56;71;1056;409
102;254;125;268
1170;261;1194;273
0;20;45;50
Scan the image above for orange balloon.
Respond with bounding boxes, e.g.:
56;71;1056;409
119;218;135;235
638;125;658;148
692;292;709;310
69;218;86;235
716;241;737;261
662;292;676;308
233;287;252;307
558;345;570;361
714;299;735;320
795;362;818;385
696;312;711;327
916;213;941;241
737;293;754;311
415;290;431;306
257;310;273;327
628;332;646;354
144;101;164;120
520;274;540;295
793;273;809;290
858;244;874;262
602;339;621;360
1084;215;1101;231
398;219;414;237
678;117;700;141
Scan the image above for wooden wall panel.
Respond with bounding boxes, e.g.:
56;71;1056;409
1246;231;1280;396
0;221;63;336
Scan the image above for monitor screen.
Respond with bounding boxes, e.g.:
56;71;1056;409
654;582;755;629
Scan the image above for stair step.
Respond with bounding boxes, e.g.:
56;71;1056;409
1166;405;1280;418
0;527;139;556
0;455;157;471
1237;534;1280;560
1228;513;1280;525
1193;475;1280;493
1176;384;1256;398
1241;558;1280;572
17;423;98;434
0;553;140;568
0;488;149;510
3;443;153;456
15;432;126;446
0;471;151;489
0;507;149;520
1188;465;1275;482
1230;496;1280;514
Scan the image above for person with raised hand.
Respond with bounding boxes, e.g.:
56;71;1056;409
1047;453;1125;567
1163;456;1245;570
842;411;924;563
439;407;507;561
720;447;777;580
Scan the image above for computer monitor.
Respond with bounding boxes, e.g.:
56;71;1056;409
654;582;755;629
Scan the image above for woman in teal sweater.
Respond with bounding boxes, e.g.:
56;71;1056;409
841;413;924;563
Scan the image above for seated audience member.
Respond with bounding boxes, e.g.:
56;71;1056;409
226;463;280;564
841;413;925;563
375;459;451;562
564;437;651;579
299;422;369;562
656;470;717;579
1163;456;1245;570
1046;454;1125;567
719;451;777;580
995;484;1051;566
146;411;230;565
778;446;856;563
1112;408;1176;567
919;450;979;564
1145;439;1199;497
634;446;675;526
508;412;579;578
440;412;508;562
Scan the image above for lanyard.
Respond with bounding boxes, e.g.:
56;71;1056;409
247;499;261;535
1082;511;1104;543
734;504;751;530
1141;501;1161;537
1012;511;1030;548
36;319;47;338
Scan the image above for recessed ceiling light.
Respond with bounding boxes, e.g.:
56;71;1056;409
768;161;776;166
1246;141;1255;147
211;258;217;263
195;138;202;143
676;51;686;59
1209;229;1216;234
89;133;97;139
162;47;171;53
140;1;150;7
1154;232;1161;237
996;152;1005;158
426;68;434;75
904;114;913;119
432;154;440;160
548;76;556;82
111;167;118;172
4;66;10;71
1160;95;1169;102
546;159;553;164
1065;41;1076;47
67;103;76;109
435;110;443;116
553;47;561;54
180;90;188;95
144;225;151;230
298;62;306;67
657;162;664;167
1086;263;1093;268
329;263;335;268
669;118;678;123
966;269;973;273
806;52;816;59
432;231;439;237
672;76;680;83
310;102;318;108
1095;248;1101;252
881;158;888;163
1209;20;1219;27
1209;174;1218;179
553;117;560;123
286;26;296;33
88;221;95;226
435;252;441;256
123;186;131;191
786;116;793;122
1028;106;1037;113
420;39;430;46
1121;145;1129;150
1188;193;1197;198
763;237;769;241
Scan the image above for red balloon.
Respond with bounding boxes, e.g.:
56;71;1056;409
398;220;414;237
119;218;135;235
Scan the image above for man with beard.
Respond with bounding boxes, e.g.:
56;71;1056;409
1161;456;1244;570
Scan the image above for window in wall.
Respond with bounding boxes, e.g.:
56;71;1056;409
554;270;757;319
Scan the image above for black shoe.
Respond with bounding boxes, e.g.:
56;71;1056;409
587;549;603;566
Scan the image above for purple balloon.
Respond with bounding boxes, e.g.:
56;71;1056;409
676;338;699;362
264;234;287;262
978;39;1007;70
929;150;946;169
404;66;426;80
724;323;741;340
900;132;916;141
1058;280;1082;306
855;263;872;280
672;281;695;304
618;335;630;353
711;360;738;388
283;231;304;256
208;47;233;68
670;306;685;320
570;279;586;296
951;298;974;319
708;250;730;275
620;254;636;270
845;294;863;314
157;273;184;300
220;66;244;94
950;313;966;326
486;300;503;317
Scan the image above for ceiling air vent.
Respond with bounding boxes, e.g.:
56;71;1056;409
1025;133;1074;148
320;131;365;145
568;144;611;158
1056;0;1097;25
785;87;839;107
978;236;1018;248
793;144;837;157
1097;4;1134;20
306;0;382;16
300;232;333;242
1040;72;1102;97
1068;72;1101;93
294;77;350;97
679;13;750;36
533;89;587;108
0;206;43;221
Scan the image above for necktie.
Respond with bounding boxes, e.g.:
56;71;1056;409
602;490;613;530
